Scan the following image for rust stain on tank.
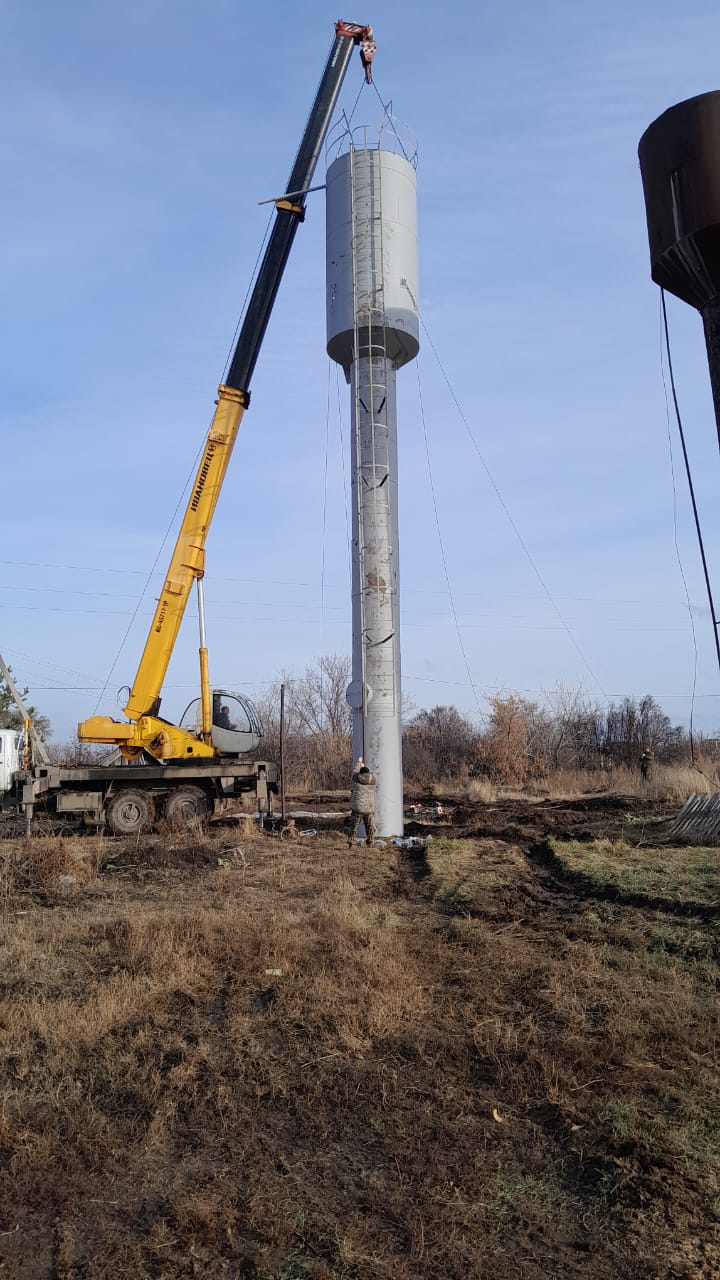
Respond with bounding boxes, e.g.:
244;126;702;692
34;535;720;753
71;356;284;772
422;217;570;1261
367;572;387;594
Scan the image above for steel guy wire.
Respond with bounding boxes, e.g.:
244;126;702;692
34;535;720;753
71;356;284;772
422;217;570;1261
334;362;353;579
415;308;608;700
659;290;700;759
660;289;720;678
415;358;487;721
319;360;333;731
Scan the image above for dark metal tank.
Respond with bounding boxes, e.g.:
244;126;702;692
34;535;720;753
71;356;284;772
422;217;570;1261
639;91;720;440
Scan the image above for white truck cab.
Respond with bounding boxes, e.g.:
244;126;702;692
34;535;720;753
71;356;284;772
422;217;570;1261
0;728;23;795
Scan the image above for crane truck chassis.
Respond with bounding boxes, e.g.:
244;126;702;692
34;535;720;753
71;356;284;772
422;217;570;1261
0;728;277;834
0;20;375;836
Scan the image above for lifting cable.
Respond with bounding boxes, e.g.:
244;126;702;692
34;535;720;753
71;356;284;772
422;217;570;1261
370;81;411;163
345;79;366;131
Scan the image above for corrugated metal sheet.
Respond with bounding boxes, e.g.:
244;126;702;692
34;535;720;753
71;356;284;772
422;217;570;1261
669;793;720;843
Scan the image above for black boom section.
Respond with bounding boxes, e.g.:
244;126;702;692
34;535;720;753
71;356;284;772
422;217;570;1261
226;32;356;395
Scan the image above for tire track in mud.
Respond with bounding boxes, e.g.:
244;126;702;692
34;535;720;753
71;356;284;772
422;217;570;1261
393;793;706;935
385;831;684;944
524;839;720;922
388;836;579;935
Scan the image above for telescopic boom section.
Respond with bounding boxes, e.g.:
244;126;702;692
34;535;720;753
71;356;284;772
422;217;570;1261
225;22;374;395
78;21;373;758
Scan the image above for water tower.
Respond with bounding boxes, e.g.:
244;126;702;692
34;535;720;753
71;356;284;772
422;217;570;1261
325;120;419;836
639;91;720;444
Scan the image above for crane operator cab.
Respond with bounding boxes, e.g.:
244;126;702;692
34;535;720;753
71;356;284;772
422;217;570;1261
180;690;263;756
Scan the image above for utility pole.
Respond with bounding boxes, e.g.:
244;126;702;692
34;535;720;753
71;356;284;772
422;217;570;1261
0;652;50;765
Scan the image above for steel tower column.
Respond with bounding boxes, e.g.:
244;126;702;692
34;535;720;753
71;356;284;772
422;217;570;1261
326;127;419;836
349;356;403;834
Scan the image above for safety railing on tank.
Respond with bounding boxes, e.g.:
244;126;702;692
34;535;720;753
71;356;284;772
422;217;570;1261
326;112;418;169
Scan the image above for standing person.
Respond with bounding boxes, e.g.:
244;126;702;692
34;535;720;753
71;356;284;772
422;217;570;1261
640;747;653;781
348;758;376;847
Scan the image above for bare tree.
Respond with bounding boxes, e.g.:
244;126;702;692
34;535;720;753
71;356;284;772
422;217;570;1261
476;693;541;784
403;705;478;784
540;682;604;771
255;655;353;791
602;695;684;766
290;654;352;738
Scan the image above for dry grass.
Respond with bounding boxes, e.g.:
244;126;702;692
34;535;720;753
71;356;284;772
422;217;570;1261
446;763;719;806
1;835;105;914
1;821;719;1278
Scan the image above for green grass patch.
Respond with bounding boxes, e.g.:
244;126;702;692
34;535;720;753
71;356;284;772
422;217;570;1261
425;836;528;911
551;838;720;910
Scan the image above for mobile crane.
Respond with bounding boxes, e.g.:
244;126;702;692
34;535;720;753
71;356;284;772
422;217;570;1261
0;20;375;836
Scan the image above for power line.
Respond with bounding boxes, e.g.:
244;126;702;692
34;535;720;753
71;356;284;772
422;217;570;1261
0;583;698;624
29;675;720;702
1;644;105;686
0;599;694;633
0;555;705;610
401;673;720;699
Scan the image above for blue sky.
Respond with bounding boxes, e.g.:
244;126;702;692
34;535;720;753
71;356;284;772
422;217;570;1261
3;0;720;741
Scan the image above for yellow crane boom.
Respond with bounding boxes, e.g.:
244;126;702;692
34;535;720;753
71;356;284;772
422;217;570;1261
78;21;375;762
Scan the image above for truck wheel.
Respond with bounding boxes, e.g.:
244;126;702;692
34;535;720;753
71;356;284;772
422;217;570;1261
164;786;209;829
105;789;154;836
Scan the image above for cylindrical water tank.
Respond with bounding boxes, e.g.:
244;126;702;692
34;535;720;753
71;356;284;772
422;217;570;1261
639;91;720;309
326;147;419;373
640;91;720;446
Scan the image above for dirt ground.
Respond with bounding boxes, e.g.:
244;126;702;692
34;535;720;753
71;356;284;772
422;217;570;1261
0;795;718;1279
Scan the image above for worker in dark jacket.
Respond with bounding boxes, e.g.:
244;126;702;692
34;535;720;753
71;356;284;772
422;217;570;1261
348;758;376;846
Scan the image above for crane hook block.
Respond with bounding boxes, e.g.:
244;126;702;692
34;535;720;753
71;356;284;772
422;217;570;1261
335;20;376;83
